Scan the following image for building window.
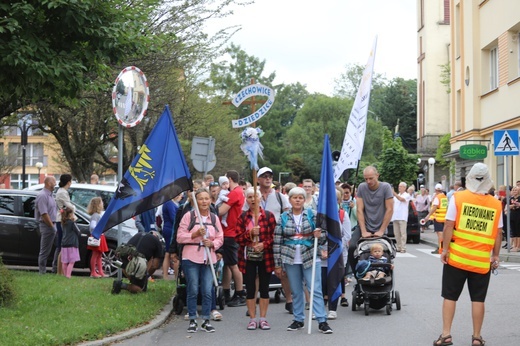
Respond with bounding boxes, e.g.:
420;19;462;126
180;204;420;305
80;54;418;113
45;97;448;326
490;47;498;89
8;143;44;166
10;174;40;189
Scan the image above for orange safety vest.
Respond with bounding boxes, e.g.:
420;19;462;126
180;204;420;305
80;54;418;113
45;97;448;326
449;190;502;274
431;193;448;222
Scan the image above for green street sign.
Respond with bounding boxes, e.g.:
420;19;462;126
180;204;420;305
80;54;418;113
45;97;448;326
460;144;487;160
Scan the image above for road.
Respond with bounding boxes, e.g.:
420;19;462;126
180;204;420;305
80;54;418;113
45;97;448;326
114;243;520;346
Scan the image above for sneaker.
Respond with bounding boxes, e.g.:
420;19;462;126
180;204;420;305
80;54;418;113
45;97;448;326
285;302;293;314
259;320;271;330
201;320;215;333
304;302;310;310
227;296;246;307
312;314;316;320
287;320;304;331
340;298;349;307
319;322;333;334
168;268;174;275
431;248;439;254
247;320;257;330
187;320;198;333
327;310;337;320
211;310;222;321
111;280;122;294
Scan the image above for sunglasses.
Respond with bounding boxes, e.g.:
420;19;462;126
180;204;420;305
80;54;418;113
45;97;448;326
209;182;220;187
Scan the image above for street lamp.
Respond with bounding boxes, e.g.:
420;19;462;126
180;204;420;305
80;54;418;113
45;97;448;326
35;162;43;184
17;114;33;189
279;172;291;184
428;157;436;193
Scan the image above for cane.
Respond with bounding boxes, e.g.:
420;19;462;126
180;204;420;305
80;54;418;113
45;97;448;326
191;191;219;287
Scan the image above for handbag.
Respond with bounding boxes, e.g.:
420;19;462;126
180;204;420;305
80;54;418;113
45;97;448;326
88;236;100;247
246;247;264;261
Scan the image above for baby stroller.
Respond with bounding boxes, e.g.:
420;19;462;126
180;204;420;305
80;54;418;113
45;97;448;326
172;259;225;315
351;236;401;315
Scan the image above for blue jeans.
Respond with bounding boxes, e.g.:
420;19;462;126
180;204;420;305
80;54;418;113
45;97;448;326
284;261;327;323
183;260;213;320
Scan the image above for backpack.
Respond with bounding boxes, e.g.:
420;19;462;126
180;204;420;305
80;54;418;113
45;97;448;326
280;208;316;231
187;210;219;232
115;243;145;259
125;256;148;280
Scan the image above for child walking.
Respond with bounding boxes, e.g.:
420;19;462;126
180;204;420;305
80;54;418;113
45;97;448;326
87;197;109;278
60;207;81;278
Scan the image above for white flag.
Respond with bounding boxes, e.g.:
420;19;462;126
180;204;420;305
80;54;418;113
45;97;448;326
333;37;378;181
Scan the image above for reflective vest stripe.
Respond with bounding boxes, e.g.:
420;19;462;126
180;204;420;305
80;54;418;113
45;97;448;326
452;230;495;245
449;241;490;258
448;251;490;271
433;194;448;222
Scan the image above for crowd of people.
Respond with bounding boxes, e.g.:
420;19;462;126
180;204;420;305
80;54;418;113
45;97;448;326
33;163;507;342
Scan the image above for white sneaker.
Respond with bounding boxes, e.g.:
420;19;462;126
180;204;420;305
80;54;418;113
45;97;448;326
327;310;337;320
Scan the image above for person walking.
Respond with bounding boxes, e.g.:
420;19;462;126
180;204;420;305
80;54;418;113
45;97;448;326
433;163;502;346
347;166;393;273
423;184;448;254
392;182;411;253
236;187;277;330
415;185;431;232
35;176;58;274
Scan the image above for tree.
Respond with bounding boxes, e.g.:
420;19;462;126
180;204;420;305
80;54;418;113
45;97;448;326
0;0;161;119
333;63;387;99
378;128;419;188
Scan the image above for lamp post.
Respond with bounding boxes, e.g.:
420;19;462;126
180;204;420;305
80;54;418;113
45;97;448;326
428;157;436;194
279;172;291;185
35;162;43;184
17;114;33;189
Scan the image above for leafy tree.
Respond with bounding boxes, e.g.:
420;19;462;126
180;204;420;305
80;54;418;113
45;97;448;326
333;63;387;99
0;0;161;119
378;128;419;188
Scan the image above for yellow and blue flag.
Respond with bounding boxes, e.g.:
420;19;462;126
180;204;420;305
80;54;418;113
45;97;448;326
317;134;343;303
92;105;192;238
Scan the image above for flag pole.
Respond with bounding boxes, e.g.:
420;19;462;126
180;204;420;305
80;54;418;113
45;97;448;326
307;236;319;334
191;191;219;287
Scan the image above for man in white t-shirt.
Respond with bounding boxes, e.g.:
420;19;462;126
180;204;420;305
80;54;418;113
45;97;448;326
391;182;411;253
257;166;292;313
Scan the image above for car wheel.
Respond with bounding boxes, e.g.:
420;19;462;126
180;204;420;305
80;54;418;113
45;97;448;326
101;247;119;277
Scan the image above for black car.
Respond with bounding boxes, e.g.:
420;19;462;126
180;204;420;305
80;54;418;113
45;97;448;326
0;189;137;276
386;201;421;244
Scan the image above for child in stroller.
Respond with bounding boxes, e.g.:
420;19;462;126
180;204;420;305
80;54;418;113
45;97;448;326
359;243;394;285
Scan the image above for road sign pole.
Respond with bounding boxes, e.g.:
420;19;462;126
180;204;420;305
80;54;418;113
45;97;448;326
506;158;511;253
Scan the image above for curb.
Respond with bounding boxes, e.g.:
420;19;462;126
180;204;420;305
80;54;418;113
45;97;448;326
78;297;173;346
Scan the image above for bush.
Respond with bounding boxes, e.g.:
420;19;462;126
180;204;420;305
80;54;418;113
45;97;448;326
0;257;16;307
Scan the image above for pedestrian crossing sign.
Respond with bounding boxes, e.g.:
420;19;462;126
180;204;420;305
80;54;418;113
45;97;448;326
494;130;519;156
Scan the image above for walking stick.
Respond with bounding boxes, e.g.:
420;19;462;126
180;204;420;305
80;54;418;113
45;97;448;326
307;236;319;335
191;191;219;287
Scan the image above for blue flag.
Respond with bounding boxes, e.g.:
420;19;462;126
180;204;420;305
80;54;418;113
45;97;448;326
317;134;344;303
92;105;192;238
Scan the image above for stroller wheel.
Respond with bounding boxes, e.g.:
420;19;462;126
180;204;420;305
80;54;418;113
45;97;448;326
364;302;369;316
351;290;357;311
386;304;392;315
274;290;281;303
395;291;401;310
217;286;225;310
172;295;184;315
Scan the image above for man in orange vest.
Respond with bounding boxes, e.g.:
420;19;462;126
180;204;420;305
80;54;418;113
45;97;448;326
433;163;502;346
423;184;448;254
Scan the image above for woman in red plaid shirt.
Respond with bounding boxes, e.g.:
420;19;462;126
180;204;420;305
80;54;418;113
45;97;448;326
236;187;277;331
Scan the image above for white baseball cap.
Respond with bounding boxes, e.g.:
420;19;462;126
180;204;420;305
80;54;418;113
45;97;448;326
435;183;443;191
257;167;273;178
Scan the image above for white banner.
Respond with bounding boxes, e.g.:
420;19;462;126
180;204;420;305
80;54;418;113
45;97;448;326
333;37;378;181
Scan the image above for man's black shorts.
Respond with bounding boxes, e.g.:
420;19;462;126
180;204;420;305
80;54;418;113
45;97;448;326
129;276;148;291
441;263;491;302
222;236;239;266
433;220;444;232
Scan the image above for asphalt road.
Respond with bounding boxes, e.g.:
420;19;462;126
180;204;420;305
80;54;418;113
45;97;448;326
111;242;520;346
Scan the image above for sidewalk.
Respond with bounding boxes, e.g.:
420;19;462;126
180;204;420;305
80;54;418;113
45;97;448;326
419;228;520;263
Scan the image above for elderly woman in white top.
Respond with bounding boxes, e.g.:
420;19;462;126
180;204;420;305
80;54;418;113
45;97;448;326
53;174;75;274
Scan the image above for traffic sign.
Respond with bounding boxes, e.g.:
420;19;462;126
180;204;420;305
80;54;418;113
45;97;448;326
494;130;519;156
190;136;216;173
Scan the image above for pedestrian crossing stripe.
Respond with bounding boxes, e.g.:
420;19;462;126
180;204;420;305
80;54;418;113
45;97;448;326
494;129;519;156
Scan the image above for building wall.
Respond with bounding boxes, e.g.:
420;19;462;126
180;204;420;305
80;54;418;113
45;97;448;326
450;0;520;187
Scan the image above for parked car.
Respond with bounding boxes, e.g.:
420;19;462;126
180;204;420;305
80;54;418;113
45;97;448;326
26;183;136;229
0;189;137;276
386;200;421;244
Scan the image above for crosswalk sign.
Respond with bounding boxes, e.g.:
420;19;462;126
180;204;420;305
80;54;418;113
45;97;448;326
494;130;519;156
